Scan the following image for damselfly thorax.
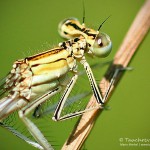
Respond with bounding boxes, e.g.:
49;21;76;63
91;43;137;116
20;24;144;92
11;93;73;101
0;17;112;150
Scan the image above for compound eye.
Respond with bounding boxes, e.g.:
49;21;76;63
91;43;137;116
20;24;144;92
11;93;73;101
92;32;112;57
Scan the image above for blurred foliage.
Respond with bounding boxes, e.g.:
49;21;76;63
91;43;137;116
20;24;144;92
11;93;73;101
0;0;150;150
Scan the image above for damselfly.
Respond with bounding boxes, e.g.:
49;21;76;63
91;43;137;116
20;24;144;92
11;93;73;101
0;17;112;150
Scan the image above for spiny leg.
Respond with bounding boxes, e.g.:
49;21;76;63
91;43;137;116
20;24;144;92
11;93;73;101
52;74;79;121
18;87;61;150
80;57;104;104
81;57;133;105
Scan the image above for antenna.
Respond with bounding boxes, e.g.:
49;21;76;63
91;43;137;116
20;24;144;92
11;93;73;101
82;0;85;24
98;15;111;31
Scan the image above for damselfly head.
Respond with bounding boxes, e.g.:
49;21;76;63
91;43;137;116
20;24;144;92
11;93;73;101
89;32;112;57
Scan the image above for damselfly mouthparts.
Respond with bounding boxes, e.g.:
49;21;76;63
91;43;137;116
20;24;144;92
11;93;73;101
0;17;112;150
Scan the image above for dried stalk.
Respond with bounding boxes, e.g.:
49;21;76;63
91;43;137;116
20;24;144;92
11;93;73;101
62;0;150;149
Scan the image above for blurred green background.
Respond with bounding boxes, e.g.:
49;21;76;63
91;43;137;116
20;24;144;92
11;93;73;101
0;0;150;150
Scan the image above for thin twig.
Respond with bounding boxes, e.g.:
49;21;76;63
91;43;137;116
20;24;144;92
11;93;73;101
62;0;150;149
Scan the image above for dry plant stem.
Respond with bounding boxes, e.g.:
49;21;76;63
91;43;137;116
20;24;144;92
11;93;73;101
62;0;150;150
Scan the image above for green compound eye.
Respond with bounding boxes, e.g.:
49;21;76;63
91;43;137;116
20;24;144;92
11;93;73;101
92;32;112;57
